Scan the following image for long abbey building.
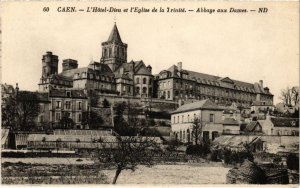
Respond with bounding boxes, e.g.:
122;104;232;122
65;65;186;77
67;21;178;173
38;23;273;107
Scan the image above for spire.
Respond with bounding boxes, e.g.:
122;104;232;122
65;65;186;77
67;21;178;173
107;23;123;43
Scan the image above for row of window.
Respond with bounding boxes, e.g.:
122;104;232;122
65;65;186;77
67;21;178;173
269;129;299;136
158;80;272;101
75;72;114;82
48;78;72;86
135;87;152;95
175;130;219;142
55;101;82;110
159;81;171;88
136;77;152;85
172;114;215;124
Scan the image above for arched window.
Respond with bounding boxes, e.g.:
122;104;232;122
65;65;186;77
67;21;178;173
136;87;140;94
136;78;140;84
142;87;147;94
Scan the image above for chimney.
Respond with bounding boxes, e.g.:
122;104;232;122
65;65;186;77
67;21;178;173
177;62;182;71
147;65;152;73
259;80;263;88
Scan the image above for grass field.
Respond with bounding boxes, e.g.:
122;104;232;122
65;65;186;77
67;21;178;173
1;157;230;184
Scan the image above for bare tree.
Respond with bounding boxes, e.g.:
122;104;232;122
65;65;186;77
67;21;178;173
191;117;203;145
291;86;299;106
280;87;292;106
279;86;299;107
98;135;162;184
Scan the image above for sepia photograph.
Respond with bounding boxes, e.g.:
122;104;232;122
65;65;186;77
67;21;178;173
0;1;299;186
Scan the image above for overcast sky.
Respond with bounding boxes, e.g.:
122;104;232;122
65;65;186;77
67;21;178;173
1;2;299;104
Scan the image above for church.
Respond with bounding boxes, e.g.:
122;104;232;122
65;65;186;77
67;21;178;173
38;23;273;108
38;23;154;98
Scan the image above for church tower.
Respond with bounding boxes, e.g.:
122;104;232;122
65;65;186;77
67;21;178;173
100;23;127;71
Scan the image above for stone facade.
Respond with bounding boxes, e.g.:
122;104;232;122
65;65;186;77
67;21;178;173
156;62;273;108
38;23;154;98
261;116;299;136
171;99;223;143
48;89;89;129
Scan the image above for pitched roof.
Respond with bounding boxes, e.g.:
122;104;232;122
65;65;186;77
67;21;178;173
50;74;73;82
223;118;239;125
135;65;152;76
59;63;114;79
107;23;122;43
244;121;261;132
53;129;113;136
270;117;299;127
213;135;262;148
162;64;272;95
172;99;222;114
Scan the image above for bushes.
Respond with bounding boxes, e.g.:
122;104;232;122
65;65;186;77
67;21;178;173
186;144;210;156
210;149;222;162
287;154;299;170
212;148;254;165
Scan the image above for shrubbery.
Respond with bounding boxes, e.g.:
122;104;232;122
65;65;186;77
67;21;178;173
211;148;254;165
287;154;299;170
186;143;210;157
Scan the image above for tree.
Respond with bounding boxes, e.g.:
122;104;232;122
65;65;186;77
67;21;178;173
286;154;299;170
59;115;74;129
280;86;299;107
280;87;292;106
1;96;17;129
7;91;40;131
98;135;162;184
82;111;104;129
191;117;203;145
291;86;299;106
113;102;135;136
102;98;110;108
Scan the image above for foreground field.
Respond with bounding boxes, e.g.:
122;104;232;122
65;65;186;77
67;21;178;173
103;165;230;184
1;157;230;184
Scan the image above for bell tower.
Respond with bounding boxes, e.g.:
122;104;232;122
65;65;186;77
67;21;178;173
100;23;127;71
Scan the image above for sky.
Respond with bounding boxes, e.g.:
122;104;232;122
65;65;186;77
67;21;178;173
0;2;299;104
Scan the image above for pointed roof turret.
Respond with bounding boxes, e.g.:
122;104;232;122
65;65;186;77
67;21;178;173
107;23;123;43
